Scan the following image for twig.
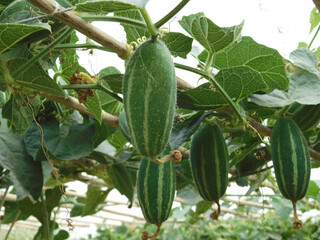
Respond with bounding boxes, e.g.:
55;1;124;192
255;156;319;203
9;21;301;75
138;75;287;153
26;0;129;59
39;92;119;127
4;210;21;240
71;172;112;188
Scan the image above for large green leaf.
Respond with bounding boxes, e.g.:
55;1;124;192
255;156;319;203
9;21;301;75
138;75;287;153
199;36;288;92
177;66;268;110
0;44;65;97
162;32;193;59
81;185;111;216
85;91;102;124
107;163;134;206
0;24;49;54
76;0;149;13
250;48;320;107
18;187;62;224
114;9;149;43
24;119;95;160
2;94;41;134
0;116;43;202
99;66;123;94
169;112;209;150
0;0;71;46
179;12;243;53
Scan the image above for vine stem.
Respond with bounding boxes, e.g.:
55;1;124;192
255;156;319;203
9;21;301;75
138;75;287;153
81;15;146;29
174;62;246;123
155;0;191;28
61;84;123;102
35;43;111;52
139;8;159;37
0;61;14;85
41;192;50;240
4;210;21;240
12;27;73;79
308;24;320;49
204;51;214;73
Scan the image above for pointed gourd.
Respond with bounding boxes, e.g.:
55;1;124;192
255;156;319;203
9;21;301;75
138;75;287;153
123;39;176;159
271;116;311;229
190;123;229;219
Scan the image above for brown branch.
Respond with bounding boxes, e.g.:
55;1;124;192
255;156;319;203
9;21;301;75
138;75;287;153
313;0;320;12
71;172;112;188
39;92;119;127
26;0;129;59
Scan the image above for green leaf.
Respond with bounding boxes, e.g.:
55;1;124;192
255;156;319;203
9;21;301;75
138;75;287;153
176;158;193;191
92;120;117;148
81;185;111;216
0;116;43;202
310;7;320;33
2;94;41;134
201;36;288;92
99;66;123;94
195;200;213;217
307;180;320;199
76;0;149;13
179;12;243;53
177;66;267;110
85;91;102;124
162;32;193;58
2;201;30;224
114;9;150;43
54;230;69;240
18;187;62;224
250;48;320;107
0;24;50;54
24;120;95;160
107;163;134;206
0;45;65;97
108;129;127;150
270;197;292;221
169;112;209;150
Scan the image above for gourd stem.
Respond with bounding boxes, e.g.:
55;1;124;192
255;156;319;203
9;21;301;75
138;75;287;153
174;62;246;124
276;105;290;117
139;8;159;37
12;27;73;79
308;24;320;49
210;200;221;220
292;201;303;229
141;224;161;240
155;0;191;28
81;16;147;29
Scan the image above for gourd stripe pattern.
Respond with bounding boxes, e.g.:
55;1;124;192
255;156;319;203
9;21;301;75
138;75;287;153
190;124;229;202
271;117;311;202
137;158;175;225
123;40;176;158
293;104;320;131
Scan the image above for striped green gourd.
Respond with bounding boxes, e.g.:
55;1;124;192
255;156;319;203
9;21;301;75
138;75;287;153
290;103;320;131
271;116;311;229
190;123;229;219
137;157;175;238
123;39;176;160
